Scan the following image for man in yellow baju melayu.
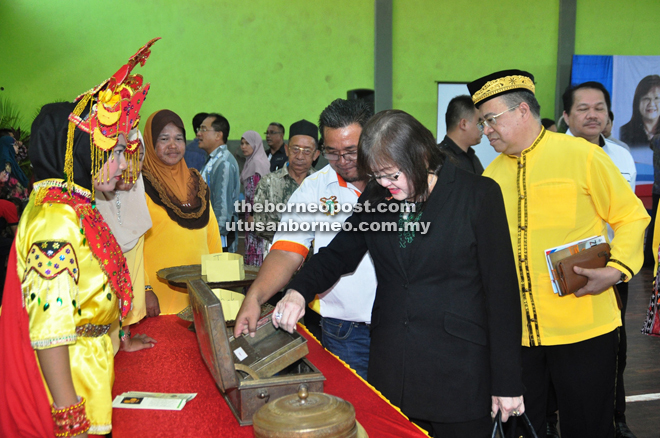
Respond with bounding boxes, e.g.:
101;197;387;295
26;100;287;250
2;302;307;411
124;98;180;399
468;69;649;438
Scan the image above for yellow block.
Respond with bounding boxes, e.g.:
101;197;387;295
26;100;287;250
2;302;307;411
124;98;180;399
211;288;245;321
202;252;245;282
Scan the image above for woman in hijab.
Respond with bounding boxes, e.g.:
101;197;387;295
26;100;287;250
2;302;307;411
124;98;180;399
0;135;29;202
0;102;134;436
96;131;158;353
0;38;157;437
142;109;223;315
240;130;270;266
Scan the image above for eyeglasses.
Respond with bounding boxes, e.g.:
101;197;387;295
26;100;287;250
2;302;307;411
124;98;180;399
368;170;401;182
289;146;314;156
196;126;215;133
477;104;520;131
265;130;282;135
323;150;357;162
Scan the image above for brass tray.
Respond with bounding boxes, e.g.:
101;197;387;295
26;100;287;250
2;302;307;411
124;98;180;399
157;263;259;289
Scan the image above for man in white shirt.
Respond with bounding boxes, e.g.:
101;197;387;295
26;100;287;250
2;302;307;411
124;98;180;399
562;81;637;438
234;99;376;379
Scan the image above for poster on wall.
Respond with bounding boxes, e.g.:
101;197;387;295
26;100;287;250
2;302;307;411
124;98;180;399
436;82;499;169
612;56;660;166
571;55;660;188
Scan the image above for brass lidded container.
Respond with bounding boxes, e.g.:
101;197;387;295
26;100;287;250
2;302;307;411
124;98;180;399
253;385;365;438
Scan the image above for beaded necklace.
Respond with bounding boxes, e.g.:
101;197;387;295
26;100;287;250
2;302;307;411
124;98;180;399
398;201;424;248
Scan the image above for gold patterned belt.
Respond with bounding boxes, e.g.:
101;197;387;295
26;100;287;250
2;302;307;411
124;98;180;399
75;323;111;337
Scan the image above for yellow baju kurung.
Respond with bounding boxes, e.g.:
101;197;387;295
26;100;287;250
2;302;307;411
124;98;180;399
18;183;119;435
144;195;223;314
110;235;147;354
484;129;650;347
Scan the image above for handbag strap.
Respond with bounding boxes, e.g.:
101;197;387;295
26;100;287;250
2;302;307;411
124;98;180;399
492;411;539;438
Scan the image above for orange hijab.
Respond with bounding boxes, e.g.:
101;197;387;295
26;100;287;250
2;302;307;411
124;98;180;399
142;109;193;204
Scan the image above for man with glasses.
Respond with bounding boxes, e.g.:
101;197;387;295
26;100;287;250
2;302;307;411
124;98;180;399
265;122;288;172
438;95;484;174
198;112;240;252
562;81;637;438
184;112;209;171
253;119;320;248
469;70;649;437
234;99;376;380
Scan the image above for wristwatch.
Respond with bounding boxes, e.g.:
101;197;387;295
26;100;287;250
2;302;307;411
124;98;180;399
619;272;627;283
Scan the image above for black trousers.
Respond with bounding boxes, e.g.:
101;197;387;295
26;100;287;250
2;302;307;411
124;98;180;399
615;282;629;421
644;193;660;266
411;415;492;438
547;284;630;423
517;329;618;438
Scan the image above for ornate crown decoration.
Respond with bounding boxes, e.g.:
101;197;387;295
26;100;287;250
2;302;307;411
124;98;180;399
472;75;535;105
66;37;160;190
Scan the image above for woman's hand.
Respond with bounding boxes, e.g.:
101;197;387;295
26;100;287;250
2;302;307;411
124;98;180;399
120;333;157;352
272;289;306;333
145;288;160;318
491;395;525;423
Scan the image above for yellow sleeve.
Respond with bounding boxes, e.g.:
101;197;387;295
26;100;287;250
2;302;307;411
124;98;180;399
653;207;660;278
24;241;80;349
587;147;651;279
206;204;223;253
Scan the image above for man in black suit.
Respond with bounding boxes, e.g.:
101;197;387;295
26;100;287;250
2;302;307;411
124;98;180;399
438;95;485;174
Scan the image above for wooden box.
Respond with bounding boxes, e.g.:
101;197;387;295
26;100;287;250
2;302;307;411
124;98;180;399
188;278;325;426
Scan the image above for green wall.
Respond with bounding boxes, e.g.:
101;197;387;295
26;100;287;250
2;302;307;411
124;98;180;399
2;0;660;140
576;0;660;55
0;0;374;139
392;0;560;132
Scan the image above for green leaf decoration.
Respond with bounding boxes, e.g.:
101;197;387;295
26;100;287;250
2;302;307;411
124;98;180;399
43;303;50;311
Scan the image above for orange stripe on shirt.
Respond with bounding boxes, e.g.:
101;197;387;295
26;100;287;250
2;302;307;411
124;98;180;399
336;173;361;197
271;240;309;258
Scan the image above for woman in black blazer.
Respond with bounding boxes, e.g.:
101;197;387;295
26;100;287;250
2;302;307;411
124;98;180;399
274;110;525;437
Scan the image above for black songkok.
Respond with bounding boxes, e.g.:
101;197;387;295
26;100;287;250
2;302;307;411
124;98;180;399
289;119;318;143
467;69;536;108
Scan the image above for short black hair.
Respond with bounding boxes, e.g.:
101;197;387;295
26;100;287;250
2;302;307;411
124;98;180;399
268;122;285;137
500;90;541;120
318;99;373;148
0;128;13;138
206;113;230;143
541;118;556;129
563;82;611;114
192;112;209;132
608;110;614;122
445;95;477;131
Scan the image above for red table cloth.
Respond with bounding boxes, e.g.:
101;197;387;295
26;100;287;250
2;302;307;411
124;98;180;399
112;315;428;437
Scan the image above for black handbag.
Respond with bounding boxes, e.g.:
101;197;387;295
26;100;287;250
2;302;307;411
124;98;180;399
491;411;539;438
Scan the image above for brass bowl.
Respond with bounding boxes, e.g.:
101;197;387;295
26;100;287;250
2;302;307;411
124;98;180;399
253;385;365;438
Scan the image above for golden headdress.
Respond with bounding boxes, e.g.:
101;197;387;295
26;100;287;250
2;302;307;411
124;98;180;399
67;37;160;191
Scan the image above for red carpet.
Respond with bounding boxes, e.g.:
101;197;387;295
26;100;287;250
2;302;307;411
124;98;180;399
112;315;428;437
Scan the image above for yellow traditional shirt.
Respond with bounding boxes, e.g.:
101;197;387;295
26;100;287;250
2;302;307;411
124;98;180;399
17;182;118;434
143;196;223;314
484;129;650;347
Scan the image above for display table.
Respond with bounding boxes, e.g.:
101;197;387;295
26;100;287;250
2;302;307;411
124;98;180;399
112;315;428;437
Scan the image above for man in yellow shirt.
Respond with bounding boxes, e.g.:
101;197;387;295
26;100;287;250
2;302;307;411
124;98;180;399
468;70;650;438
